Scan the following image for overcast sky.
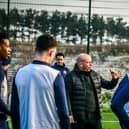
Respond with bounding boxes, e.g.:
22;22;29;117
1;0;129;22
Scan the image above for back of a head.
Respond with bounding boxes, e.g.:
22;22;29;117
35;34;57;53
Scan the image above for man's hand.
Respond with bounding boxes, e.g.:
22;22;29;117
69;115;75;123
110;69;119;79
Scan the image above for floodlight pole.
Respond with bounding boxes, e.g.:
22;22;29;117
87;0;92;54
7;0;10;37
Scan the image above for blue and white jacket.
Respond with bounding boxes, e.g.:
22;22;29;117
11;60;70;129
52;63;70;78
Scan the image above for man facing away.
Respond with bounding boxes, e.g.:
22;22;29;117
65;53;119;129
11;34;70;129
0;32;11;129
52;52;70;78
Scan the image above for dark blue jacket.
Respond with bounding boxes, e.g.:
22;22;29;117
52;63;70;78
111;73;129;129
0;59;10;120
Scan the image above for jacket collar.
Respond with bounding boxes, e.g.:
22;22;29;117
32;60;50;66
54;62;65;68
73;63;92;75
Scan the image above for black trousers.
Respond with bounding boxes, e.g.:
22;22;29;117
71;120;102;129
71;112;102;129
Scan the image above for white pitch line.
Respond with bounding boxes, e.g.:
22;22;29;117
102;120;119;123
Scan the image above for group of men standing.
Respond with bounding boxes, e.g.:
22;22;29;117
0;33;128;129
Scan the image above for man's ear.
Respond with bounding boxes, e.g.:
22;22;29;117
48;48;56;57
48;49;53;56
78;62;83;69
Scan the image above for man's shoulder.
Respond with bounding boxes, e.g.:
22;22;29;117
127;73;129;79
67;69;75;74
65;70;77;79
90;70;101;79
91;70;99;75
119;73;129;85
18;64;31;71
15;64;31;76
0;65;4;83
51;63;57;68
65;66;70;71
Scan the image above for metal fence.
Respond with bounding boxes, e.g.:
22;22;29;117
0;0;48;41
0;0;89;45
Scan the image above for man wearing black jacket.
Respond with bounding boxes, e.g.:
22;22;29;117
65;53;119;129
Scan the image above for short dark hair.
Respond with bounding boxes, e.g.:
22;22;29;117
35;34;57;53
0;32;8;43
56;52;64;58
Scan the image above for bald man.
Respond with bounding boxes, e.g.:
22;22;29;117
65;53;119;129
